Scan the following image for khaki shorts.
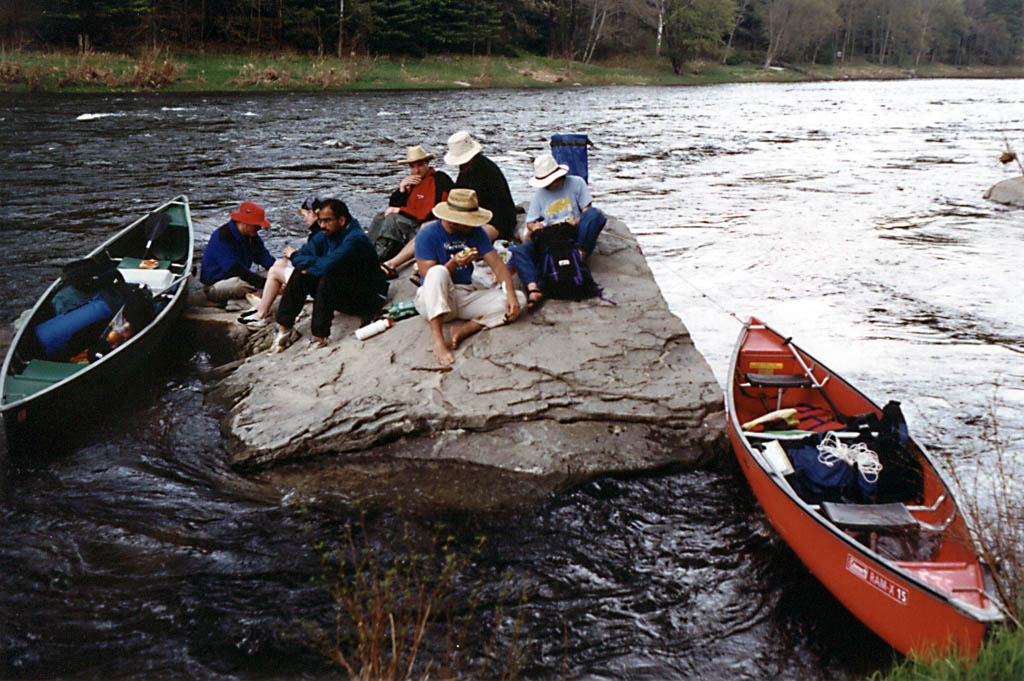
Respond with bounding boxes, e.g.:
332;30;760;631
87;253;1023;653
204;276;256;303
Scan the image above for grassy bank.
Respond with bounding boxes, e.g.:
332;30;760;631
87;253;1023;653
868;626;1024;681
2;49;1024;94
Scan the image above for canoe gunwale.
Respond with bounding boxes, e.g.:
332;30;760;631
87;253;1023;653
725;317;1004;643
0;195;194;415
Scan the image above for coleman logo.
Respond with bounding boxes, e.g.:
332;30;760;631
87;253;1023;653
749;361;784;374
847;555;908;605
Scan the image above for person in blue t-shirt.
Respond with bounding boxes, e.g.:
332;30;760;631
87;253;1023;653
413;188;524;366
200;200;275;304
510;153;607;311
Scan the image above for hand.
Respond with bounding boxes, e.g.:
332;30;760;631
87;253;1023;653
505;293;521;322
569;216;581;226
399;174;422;191
526;221;544;233
282;246;296;258
384;206;400;216
450;247;478;268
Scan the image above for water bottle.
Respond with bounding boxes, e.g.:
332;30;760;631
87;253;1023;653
354;318;393;340
386;300;417;320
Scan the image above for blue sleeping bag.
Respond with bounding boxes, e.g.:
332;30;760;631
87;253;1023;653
787;437;877;503
34;294;114;358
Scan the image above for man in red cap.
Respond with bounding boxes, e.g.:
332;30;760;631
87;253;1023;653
200;200;276;303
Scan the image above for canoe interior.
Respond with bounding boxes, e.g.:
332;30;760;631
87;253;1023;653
2;199;192;407
728;318;1002;655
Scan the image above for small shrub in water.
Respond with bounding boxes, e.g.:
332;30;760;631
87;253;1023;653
300;508;526;680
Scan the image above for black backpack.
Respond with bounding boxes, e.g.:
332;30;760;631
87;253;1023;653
533;222;602;301
60;252;124;294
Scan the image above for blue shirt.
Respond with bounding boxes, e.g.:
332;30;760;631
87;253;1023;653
526;175;592;225
414;219;494;286
289;218;378;279
200;220;275;286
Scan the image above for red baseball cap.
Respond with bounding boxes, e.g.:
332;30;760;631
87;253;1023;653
231;201;271;228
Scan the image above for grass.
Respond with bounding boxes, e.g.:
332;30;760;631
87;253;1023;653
300;506;526;680
867;627;1024;681
3;48;1024;94
869;387;1024;681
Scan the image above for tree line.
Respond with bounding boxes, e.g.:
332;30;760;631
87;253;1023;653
1;0;1021;68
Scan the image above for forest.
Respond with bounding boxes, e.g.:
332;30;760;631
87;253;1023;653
1;0;1022;72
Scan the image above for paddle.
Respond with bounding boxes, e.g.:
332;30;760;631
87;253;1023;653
152;272;191;299
142;212;171;259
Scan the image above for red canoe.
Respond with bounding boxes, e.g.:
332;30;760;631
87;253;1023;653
726;317;1004;658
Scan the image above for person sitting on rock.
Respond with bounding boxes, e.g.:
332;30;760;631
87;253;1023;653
269;198;388;353
445;131;517;242
200;201;275;304
510;153;607;311
238;195;323;328
413;188;524;366
366;145;453;280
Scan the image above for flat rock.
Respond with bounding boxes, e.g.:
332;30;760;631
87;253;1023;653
202;217;727;510
983;176;1024;206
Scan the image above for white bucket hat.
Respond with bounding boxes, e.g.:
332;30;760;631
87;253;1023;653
432;188;493;226
444;130;483;166
529;153;569;188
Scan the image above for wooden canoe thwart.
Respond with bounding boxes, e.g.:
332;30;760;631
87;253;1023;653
1;196;194;455
726;317;1004;658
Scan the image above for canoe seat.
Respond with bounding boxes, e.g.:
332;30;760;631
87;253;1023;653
821;502;918;529
4;359;86;403
745;373;813;389
119;257;171;270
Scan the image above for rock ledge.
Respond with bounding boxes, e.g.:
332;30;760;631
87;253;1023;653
198;217;726;510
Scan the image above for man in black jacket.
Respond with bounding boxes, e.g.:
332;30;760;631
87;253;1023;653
444;131;517;242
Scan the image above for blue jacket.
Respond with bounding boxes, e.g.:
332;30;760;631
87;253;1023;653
290;218;384;284
200;220;275;286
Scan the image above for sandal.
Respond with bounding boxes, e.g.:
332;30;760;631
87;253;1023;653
526;289;545;313
380;263;399;280
409;271;423;287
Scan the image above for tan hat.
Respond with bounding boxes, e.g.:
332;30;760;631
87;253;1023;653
432;188;493;226
444;130;483;166
529;153;569;188
397;145;434;164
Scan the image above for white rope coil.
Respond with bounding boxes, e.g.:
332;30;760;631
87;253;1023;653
816;431;883;483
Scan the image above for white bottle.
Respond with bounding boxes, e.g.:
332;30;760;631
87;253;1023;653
354;318;393;340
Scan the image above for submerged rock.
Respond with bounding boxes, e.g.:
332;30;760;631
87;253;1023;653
197;217;727;510
983;175;1024;206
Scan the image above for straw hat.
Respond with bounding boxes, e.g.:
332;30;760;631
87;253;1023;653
432;188;493;226
397;145;434;164
529;153;569;188
231;201;271;228
444;130;483;166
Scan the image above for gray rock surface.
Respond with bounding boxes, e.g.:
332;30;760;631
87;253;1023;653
199;217;727;510
983;175;1024;206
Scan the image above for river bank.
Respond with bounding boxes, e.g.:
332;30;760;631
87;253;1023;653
3;50;1024;94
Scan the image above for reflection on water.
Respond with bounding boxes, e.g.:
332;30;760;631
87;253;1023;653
1;80;1023;679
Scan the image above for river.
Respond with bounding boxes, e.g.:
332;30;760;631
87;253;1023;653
0;80;1022;680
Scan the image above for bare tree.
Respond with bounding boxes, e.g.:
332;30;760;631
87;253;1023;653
757;0;842;67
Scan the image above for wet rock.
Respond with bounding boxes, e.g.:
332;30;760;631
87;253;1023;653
202;217;727;510
983;175;1024;206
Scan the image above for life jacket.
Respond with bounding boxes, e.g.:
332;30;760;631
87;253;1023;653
401;170;445;222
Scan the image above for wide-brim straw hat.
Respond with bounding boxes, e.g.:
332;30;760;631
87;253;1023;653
231;201;271;228
397;145;434;164
529;153;569;188
432;188;493;226
444;130;483;166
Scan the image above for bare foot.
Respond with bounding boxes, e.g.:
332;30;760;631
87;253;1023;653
450;321;484;349
431;335;455;366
